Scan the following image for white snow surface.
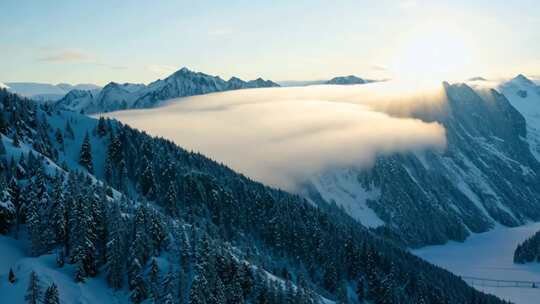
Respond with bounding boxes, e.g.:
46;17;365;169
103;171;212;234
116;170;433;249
0;234;130;304
309;169;384;228
499;75;540;161
413;222;540;304
4;82;100;99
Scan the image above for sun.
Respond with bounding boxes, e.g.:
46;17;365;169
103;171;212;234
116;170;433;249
390;22;475;82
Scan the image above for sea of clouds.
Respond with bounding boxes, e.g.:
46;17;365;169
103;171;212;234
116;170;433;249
108;82;448;190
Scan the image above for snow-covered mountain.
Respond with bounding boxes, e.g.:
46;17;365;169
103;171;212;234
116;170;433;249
499;74;540;160
55;67;279;113
325;75;368;85
4;82;101;102
0;88;504;304
279;75;375;87
304;77;540;247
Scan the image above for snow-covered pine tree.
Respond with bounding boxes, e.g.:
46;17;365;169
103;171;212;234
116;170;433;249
148;209;167;255
105;203;124;289
50;176;66;249
165;181;178;216
12;130;20;147
160;267;177;303
43;283;60;304
54;128;63;145
79;132;93;173
8;268;16;283
0;178;15;234
189;273;209;304
70;194;97;281
213;276;226;304
130;274;148;304
0;137;5;155
149;258;161;303
25;271;41;304
26;187;43;256
96;117;107;137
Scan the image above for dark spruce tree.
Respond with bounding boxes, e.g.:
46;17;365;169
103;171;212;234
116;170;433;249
43;283;60;304
79;132;93;173
25;271;41;304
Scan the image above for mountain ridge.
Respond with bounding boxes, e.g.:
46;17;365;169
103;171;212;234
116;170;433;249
54;67;279;114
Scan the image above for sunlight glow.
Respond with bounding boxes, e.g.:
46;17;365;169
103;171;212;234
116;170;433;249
390;21;475;82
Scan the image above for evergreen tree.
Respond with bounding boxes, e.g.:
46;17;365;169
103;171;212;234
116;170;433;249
213;276;226;304
189;273;209;304
165;181;178;216
70;195;97;281
43;283;60;304
25;271;41;304
0;181;14;234
161;268;177;304
12;131;20;147
79;132;93;173
149;258;161;302
96;117;107;137
130;275;148;304
8;268;16;283
356;277;365;303
105;203;124;289
50;177;67;249
26;191;42;256
0;137;5;155
54;128;63;145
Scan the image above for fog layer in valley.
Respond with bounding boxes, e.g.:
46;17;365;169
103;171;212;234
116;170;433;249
107;82;448;190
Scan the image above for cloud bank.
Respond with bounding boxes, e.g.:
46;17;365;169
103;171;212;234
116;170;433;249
107;82;448;190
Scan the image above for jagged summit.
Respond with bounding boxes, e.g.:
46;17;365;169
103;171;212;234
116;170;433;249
54;67;280;113
511;74;535;86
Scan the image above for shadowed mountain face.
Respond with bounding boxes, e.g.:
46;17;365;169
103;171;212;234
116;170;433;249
306;81;540;247
54;67;279;114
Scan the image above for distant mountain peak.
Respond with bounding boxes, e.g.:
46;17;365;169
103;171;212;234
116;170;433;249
326;75;367;85
178;66;191;73
55;67;280;113
467;76;487;81
512;74;535;86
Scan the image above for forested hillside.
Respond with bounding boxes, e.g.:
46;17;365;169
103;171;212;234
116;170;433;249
514;229;540;264
0;89;508;303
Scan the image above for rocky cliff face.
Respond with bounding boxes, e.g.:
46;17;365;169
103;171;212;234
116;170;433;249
306;81;540;247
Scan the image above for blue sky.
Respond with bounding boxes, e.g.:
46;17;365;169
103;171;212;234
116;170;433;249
1;0;539;85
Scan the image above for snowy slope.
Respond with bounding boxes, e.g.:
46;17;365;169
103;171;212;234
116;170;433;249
0;235;130;304
308;169;384;228
413;222;540;304
5;82;101;101
499;75;540;160
303;82;540;246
